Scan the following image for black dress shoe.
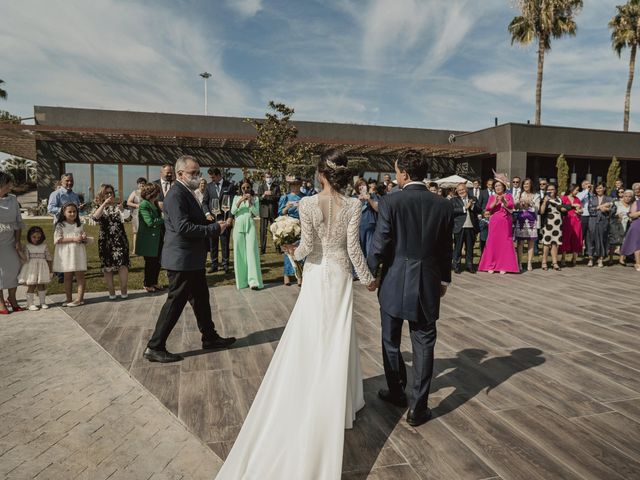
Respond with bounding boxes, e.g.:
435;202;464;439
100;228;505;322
378;389;408;407
466;266;476;274
407;408;432;427
143;347;183;363
223;266;230;274
454;264;461;274
202;335;236;350
207;266;218;273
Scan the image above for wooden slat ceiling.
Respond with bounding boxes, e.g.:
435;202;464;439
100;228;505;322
0;123;486;164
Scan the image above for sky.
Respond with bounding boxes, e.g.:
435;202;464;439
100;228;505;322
0;0;637;135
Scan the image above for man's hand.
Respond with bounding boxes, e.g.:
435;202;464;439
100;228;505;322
217;220;228;233
367;278;379;292
206;213;214;222
440;285;448;298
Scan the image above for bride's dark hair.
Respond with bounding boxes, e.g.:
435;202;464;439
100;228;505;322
318;149;352;192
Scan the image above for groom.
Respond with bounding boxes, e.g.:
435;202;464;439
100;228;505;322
367;150;453;426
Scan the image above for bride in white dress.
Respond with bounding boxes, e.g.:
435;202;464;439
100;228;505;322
215;150;376;479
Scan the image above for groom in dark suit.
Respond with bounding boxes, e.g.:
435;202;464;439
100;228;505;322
367;150;453;427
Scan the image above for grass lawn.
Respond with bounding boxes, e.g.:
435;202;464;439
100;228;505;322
22;218;286;295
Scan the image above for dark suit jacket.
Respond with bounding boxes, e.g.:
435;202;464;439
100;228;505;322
367;183;454;323
257;182;282;219
451;195;481;233
161;181;222;271
477;189;492;211
153;179;175;202
202;179;236;220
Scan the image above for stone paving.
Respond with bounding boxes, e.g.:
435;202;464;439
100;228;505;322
0;308;222;480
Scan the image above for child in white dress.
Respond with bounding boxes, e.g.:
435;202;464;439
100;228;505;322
53;203;89;307
18;226;53;310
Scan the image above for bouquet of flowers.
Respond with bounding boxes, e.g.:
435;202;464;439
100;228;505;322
270;215;303;281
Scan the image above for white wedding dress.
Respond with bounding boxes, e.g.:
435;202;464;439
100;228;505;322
215;194;375;480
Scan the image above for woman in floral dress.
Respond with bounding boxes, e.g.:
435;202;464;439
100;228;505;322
92;184;130;299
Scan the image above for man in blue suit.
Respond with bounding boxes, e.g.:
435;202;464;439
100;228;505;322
367;150;453;427
144;156;236;363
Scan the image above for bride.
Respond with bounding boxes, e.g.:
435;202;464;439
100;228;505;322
215;150;376;479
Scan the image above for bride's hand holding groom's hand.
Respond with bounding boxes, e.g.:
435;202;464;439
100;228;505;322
367;278;379;292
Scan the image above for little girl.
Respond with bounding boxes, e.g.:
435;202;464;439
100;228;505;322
53;202;88;307
18;226;53;310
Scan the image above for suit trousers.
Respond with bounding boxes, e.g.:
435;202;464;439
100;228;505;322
210;229;231;269
147;269;217;351
380;308;437;413
453;228;476;267
259;216;274;254
581;216;590;254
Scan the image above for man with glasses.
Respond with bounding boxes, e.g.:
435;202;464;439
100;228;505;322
144;155;235;363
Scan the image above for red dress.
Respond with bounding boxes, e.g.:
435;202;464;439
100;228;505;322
559;195;582;254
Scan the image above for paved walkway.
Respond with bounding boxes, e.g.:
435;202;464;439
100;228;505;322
0;309;222;479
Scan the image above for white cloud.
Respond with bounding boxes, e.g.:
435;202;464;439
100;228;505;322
225;0;263;18
0;0;251;118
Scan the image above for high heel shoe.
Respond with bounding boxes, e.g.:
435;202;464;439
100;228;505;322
597;259;604;268
527;262;533;272
552;263;561;271
541;263;548;271
9;304;24;312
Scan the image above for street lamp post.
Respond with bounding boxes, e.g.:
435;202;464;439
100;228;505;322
199;72;212;115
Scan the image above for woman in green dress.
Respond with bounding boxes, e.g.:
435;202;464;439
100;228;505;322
135;183;165;293
231;179;263;290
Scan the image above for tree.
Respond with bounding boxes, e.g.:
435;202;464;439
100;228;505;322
0;110;20;124
0;79;6;100
246;101;311;183
606;156;621;190
555;154;569;194
509;0;583;125
609;0;640;132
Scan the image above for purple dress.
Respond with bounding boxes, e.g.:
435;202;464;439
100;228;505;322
621;200;640;256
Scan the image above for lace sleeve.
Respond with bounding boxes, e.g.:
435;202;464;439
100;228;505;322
347;199;374;286
53;224;64;244
294;198;313;261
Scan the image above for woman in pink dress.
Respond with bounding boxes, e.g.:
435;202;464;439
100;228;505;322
559;183;583;267
478;174;520;274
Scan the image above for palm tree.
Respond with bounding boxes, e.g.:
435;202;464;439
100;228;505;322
0;79;6;100
609;0;640;132
509;0;583;125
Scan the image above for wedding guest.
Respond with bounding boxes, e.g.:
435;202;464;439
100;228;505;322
468;179;481;200
195;178;207;205
614;187;625;201
279;177;304;286
354;179;379;258
620;193;640;271
202;167;236;273
18;226;52;310
231;180;263;290
515;178;540;271
479;210;490;254
451;183;480;273
427;182;438;194
509;176;522;204
257;171;281;255
47;172;81;220
577;179;593;257
92;184;130;299
152;164;175;209
609;178;624;197
477;178;494;211
538;178;549;198
559;183;583;267
634;182;640;201
136;183;164;293
300;180;317;196
609;189;634;266
587;182;614;268
478;174;519;274
0;171;24;314
127;177;146;255
53;203;87;307
540;184;566;271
